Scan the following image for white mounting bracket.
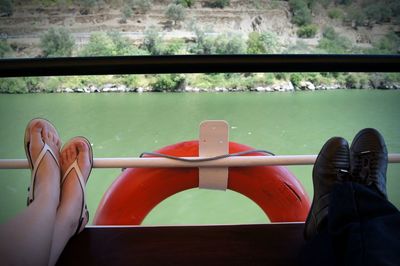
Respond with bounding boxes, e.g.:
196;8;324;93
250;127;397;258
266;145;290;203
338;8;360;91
198;120;229;190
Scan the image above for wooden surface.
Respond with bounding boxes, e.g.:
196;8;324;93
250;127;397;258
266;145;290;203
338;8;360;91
57;223;306;266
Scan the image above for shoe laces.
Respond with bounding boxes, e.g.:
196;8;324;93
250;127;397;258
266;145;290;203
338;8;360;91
353;150;382;186
337;169;349;182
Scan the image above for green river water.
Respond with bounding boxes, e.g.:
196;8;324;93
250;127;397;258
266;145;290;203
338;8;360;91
0;90;399;225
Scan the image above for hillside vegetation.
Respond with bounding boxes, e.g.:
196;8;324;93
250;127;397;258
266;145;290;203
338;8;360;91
0;0;399;93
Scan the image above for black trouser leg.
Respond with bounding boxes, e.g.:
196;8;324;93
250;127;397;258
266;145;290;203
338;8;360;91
300;182;400;266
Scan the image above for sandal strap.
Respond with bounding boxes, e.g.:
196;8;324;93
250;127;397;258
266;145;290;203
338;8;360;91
28;143;60;203
62;159;88;234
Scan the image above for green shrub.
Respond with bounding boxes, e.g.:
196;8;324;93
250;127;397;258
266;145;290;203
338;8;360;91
80;32;116;56
81;32;147;56
390;2;400;16
274;73;289;80
264;73;275;85
347;8;366;27
328;8;343;19
174;0;195;8
0;0;13;16
40;28;75;57
120;5;132;23
370;32;400;54
290;73;302;88
214;33;246;54
246;31;279;54
0;40;11;58
162;39;185;55
322;26;337;40
130;0;152;13
205;0;230;8
250;0;262;9
318;28;353;54
247;32;265;54
0;78;27;93
80;0;97;14
165;4;186;26
364;3;392;23
142;26;163;55
121;75;139;88
336;0;353;5
151;74;185;92
320;0;331;8
285;40;313;54
297;24;318;38
345;74;358;88
289;0;312;26
190;26;216;54
108;31;148;55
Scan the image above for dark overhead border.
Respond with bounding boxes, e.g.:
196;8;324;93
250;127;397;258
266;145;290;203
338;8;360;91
0;54;399;77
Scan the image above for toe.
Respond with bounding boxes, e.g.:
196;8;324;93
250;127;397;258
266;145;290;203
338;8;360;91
70;144;77;160
56;139;62;150
77;140;91;177
77;141;89;161
67;147;73;162
30;121;45;146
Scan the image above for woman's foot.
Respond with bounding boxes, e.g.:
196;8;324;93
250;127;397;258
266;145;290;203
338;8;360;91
59;137;93;237
26;119;61;205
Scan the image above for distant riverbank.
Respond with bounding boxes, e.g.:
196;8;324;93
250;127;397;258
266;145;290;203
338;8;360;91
51;81;400;93
1;73;400;94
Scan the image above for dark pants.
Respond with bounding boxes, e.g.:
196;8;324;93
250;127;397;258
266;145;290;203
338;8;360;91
300;182;400;266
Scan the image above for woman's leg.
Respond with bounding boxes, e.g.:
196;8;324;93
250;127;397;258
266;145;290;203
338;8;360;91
48;138;92;266
0;121;61;265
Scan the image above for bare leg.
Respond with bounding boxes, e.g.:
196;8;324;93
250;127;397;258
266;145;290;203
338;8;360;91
49;139;91;266
0;121;61;265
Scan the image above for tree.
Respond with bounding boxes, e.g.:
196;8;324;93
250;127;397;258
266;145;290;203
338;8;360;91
165;4;186;26
0;0;13;16
40;28;75;57
289;0;312;26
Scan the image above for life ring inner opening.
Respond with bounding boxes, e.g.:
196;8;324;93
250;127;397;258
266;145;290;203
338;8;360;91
94;141;311;225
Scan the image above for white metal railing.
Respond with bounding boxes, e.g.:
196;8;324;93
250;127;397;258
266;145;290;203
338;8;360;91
1;154;400;169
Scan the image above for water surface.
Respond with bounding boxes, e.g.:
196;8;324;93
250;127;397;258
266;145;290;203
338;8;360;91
0;90;399;224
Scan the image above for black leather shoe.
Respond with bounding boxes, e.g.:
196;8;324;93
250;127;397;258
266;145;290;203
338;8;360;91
350;128;388;198
304;137;350;240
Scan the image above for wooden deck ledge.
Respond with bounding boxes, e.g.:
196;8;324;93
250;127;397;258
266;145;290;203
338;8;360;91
57;223;306;266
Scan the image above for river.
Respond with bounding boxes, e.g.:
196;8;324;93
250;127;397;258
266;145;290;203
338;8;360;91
0;90;399;225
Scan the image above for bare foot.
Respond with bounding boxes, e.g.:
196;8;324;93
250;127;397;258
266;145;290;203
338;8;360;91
59;138;92;237
27;119;61;204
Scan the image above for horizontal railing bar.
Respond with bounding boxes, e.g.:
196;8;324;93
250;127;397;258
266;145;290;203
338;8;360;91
1;154;399;169
1;55;399;77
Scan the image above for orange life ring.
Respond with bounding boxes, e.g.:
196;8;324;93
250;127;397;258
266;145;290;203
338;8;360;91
93;141;311;225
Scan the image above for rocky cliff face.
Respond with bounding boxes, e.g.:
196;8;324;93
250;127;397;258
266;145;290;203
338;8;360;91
1;0;399;57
